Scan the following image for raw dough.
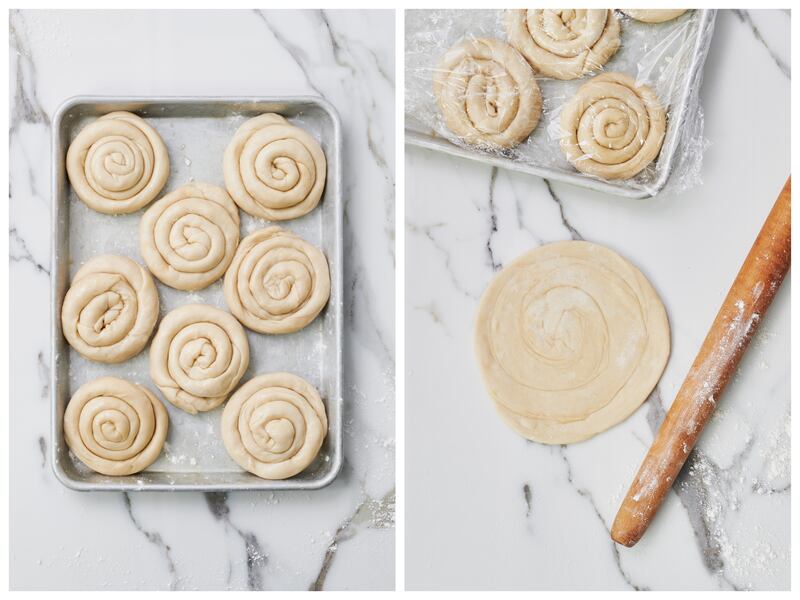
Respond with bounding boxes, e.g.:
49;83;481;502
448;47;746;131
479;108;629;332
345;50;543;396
221;372;327;480
506;9;620;80
66;111;169;214
223;227;331;334
139;182;240;291
622;9;688;24
433;37;542;148
64;376;168;476
223;113;326;221
560;72;666;180
61;254;159;363
149;304;249;414
475;241;670;444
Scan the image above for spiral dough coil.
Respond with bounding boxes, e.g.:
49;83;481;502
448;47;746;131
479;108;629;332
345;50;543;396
149;304;250;414
64;377;169;476
221;372;327;480
66;111;169;214
224;227;331;334
224;113;326;221
61;255;159;364
559;72;666;180
433;37;542;148
139;182;240;291
475;241;670;444
506;9;620;80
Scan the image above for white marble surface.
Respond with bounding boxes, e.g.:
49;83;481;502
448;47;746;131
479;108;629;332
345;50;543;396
405;9;790;591
10;9;395;591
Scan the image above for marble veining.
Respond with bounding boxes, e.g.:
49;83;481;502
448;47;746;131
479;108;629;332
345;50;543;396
405;9;789;591
10;9;394;591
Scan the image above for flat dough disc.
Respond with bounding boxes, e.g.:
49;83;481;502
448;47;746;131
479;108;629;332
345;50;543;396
622;10;688;24
475;240;670;444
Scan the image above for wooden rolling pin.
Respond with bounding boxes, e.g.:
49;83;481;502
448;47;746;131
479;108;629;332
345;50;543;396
611;177;791;547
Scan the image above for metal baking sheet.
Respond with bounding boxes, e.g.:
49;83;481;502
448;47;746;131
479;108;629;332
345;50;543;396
51;96;343;491
405;9;716;199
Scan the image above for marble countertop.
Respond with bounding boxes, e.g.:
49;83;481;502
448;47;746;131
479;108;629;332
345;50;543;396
405;9;790;591
10;9;395;591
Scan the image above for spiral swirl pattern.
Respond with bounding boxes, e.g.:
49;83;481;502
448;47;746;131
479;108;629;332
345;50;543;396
149;304;250;414
506;9;620;80
475;241;670;444
64;377;169;476
66;111;170;214
221;373;327;480
223;113;326;221
139;182;240;291
61;255;159;364
621;9;688;24
559;72;666;180
433;37;542;148
223;227;331;334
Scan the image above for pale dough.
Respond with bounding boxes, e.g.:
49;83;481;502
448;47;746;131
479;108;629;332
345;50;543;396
622;9;688;24
139;182;240;291
221;372;327;480
475;241;670;444
560;72;666;180
506;9;620;80
433;37;542;148
64;376;169;476
61;254;159;364
223;227;331;334
149;304;249;414
223;113;326;221
66;111;169;214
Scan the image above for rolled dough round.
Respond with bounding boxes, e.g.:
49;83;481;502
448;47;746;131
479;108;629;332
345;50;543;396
61;254;159;364
149;304;249;414
506;9;620;80
622;10;688;24
433;37;542;148
139;182;240;291
475;240;670;444
560;72;666;180
223;113;326;221
66;111;169;214
221;372;327;480
64;376;169;476
223;226;331;334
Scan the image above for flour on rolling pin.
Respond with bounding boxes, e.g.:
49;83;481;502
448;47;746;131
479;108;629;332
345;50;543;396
612;177;791;548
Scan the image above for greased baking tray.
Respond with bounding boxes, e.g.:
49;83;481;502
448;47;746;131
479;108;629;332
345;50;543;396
405;9;716;199
51;96;343;491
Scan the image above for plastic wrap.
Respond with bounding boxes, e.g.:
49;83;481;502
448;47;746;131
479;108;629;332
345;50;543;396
405;9;715;197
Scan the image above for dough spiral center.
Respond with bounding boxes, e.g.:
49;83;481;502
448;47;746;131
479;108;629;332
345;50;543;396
66;111;169;214
64;377;169;476
433;37;541;148
150;304;250;414
222;373;328;480
560;72;666;180
140;183;240;291
224;227;331;334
